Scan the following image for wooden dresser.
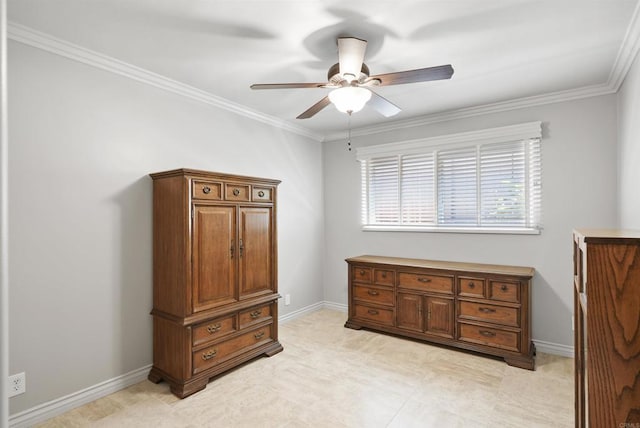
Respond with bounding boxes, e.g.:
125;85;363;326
573;229;640;427
345;255;535;369
148;169;283;398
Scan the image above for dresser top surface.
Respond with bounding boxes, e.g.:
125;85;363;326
574;228;640;242
346;255;535;278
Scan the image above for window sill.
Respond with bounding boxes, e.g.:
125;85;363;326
361;225;541;235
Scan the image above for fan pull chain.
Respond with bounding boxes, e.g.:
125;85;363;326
347;113;352;151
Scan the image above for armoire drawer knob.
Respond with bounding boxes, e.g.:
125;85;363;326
202;349;217;360
501;285;508;291
233;188;240;196
418;277;432;283
207;323;221;333
480;330;496;337
254;331;265;340
258;190;265;197
367;290;379;296
202;186;211;194
468;282;475;288
250;310;262;319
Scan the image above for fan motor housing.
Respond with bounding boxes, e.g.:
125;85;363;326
327;62;370;85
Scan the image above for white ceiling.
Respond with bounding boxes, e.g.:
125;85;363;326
7;0;640;138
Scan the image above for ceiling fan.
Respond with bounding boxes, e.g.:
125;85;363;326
250;37;454;119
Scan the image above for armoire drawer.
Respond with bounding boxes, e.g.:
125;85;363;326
458;323;520;352
225;183;251;201
239;304;273;329
489;281;520;303
192;314;237;347
193;325;273;374
458;277;486;298
352;266;373;283
192;180;223;200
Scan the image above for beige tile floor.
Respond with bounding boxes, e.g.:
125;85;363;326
36;309;574;427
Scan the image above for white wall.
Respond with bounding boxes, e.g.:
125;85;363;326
618;50;640;228
8;42;324;414
323;95;618;349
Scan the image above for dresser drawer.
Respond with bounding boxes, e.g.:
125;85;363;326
193;325;273;374
225;183;251;201
192;315;237;347
354;304;393;326
374;269;395;286
252;186;273;202
353;285;394;306
458;301;519;327
398;272;453;294
489;281;520;303
352;266;373;283
458;277;485;298
192;180;222;200
459;323;520;352
239;304;272;329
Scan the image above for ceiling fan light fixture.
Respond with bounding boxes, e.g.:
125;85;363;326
328;86;372;114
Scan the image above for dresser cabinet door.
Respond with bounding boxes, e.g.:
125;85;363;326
192;205;238;312
397;292;424;332
425;296;454;339
239;207;273;299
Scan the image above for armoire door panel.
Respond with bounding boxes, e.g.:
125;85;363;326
425;296;454;339
239;207;273;298
397;292;423;332
192;205;237;311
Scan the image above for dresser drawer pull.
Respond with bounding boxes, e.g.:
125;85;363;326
367;309;379;315
206;323;222;333
258;190;265;197
202;349;217;360
359;270;366;275
254;331;265;340
479;330;496;337
468;282;475;288
501;285;508;291
233;188;240;196
367;290;379;296
250;309;262;319
381;272;387;278
202;186;211;194
418;277;432;283
478;307;496;314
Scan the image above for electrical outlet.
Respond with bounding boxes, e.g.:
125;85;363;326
8;372;26;397
285;294;291;306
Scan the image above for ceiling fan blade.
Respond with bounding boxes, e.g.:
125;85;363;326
297;96;332;119
338;37;367;81
368;90;401;117
251;83;327;90
369;64;454;86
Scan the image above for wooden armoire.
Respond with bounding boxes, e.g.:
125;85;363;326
573;229;640;427
148;169;283;398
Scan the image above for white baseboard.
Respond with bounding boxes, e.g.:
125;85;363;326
533;339;574;358
9;364;151;428
9;302;574;426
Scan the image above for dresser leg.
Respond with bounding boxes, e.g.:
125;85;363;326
504;343;536;370
147;367;163;384
344;320;362;330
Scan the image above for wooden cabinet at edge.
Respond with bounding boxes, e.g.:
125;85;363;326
148;169;283;398
573;229;640;427
345;255;535;370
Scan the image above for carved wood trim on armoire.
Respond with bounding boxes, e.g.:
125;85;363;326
148;168;282;398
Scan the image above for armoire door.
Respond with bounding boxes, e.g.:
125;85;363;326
192;205;237;312
396;292;423;332
425;296;454;339
239;207;273;299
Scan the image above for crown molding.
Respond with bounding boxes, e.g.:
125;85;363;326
608;0;640;91
324;83;614;142
7;22;324;142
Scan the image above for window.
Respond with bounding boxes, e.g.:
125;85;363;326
358;122;542;234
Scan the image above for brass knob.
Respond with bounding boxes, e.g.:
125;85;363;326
480;330;496;337
418;277;432;283
250;310;262;319
367;309;379;315
468;282;475;288
202;349;217;360
202;186;211;194
207;323;221;333
367;290;379;296
381;272;387;278
233;188;240;196
501;284;508;291
254;331;265;340
360;270;365;275
479;307;496;314
258;190;265;197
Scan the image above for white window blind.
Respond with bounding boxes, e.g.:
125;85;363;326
357;122;542;233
